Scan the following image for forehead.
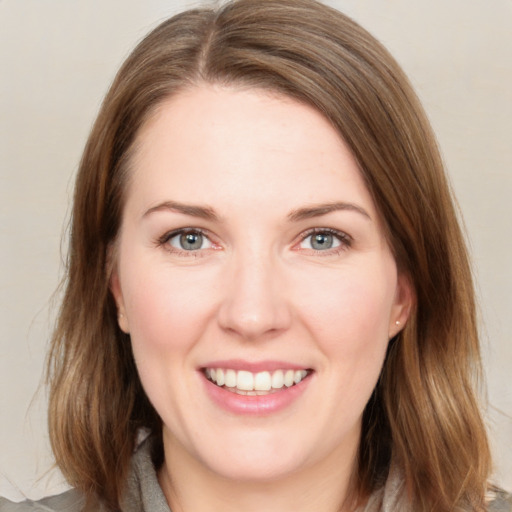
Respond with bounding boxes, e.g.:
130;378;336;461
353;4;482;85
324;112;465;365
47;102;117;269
126;84;377;220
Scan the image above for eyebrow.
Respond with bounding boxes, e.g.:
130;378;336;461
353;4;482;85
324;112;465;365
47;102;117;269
143;200;371;223
143;200;219;221
287;201;371;222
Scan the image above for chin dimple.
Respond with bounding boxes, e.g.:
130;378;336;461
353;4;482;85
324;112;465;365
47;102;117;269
204;368;310;395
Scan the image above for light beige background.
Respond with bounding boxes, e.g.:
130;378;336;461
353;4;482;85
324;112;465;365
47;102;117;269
1;0;510;502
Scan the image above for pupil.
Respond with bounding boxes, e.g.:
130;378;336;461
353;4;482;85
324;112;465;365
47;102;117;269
312;233;332;250
180;232;202;250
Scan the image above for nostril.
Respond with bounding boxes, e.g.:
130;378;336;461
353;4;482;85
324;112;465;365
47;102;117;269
217;295;292;340
216;258;292;339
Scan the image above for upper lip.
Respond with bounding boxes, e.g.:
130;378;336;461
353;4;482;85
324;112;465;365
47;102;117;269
200;359;311;373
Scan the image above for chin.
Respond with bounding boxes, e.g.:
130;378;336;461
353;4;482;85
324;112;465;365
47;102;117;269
178;427;311;483
203;451;306;483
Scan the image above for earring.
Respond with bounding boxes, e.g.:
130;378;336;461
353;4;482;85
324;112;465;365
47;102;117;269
395;320;400;326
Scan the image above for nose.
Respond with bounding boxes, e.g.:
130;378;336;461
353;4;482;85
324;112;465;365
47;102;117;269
217;250;292;341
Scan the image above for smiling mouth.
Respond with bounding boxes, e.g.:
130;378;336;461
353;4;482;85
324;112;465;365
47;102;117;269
203;368;312;396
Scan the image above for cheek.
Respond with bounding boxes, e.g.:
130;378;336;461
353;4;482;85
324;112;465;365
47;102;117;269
121;264;218;416
126;270;214;351
294;260;396;361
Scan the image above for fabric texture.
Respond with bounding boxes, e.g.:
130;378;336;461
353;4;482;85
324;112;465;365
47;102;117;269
1;438;510;511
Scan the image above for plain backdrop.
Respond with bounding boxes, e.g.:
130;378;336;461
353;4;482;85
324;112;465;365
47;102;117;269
1;0;511;502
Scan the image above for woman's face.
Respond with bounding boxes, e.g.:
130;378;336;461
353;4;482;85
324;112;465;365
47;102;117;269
111;85;411;483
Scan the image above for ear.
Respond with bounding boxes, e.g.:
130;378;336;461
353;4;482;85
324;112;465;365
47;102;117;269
107;245;130;334
388;272;414;339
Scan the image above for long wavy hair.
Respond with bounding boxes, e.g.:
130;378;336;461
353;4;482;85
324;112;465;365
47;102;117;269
47;0;491;510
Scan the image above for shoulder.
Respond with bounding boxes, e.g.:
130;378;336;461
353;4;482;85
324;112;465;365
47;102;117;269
0;490;87;512
0;435;164;512
487;487;512;512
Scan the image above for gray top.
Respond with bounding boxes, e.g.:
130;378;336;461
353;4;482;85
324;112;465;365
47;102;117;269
0;437;169;512
1;439;511;511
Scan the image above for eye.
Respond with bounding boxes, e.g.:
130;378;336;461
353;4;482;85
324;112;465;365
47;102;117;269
298;229;350;251
164;229;213;251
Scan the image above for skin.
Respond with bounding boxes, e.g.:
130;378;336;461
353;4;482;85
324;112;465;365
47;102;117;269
111;85;412;512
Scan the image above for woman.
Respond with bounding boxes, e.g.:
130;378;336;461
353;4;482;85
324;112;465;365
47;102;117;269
2;0;509;511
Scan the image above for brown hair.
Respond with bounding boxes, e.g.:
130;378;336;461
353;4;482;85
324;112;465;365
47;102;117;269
47;0;491;510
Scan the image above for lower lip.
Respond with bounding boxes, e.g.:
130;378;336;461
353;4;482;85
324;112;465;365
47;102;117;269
201;373;312;415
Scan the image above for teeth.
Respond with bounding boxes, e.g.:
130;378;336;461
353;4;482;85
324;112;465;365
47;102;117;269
271;370;284;389
225;369;236;388
254;371;271;391
284;369;294;387
237;370;254;391
205;367;309;392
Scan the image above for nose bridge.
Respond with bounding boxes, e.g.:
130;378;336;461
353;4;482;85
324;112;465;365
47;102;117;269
217;245;291;340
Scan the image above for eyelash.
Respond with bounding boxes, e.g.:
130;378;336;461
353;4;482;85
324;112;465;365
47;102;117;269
157;228;215;257
156;227;352;255
297;228;352;254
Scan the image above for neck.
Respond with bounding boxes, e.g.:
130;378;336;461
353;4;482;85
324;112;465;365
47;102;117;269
158;432;361;512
